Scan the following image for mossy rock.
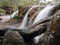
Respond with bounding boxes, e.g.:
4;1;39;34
3;30;25;45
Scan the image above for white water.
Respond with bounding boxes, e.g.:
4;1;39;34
33;5;55;24
18;5;40;29
33;5;55;44
0;10;18;22
34;33;44;44
10;10;18;18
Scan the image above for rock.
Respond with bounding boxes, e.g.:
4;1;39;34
31;7;60;45
0;18;2;20
18;5;42;24
28;6;43;25
48;10;60;45
18;6;31;22
3;30;25;45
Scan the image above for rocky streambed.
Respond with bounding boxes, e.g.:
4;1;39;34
0;5;60;45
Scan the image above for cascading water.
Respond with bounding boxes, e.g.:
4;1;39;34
10;10;18;18
33;5;55;44
34;33;44;44
33;5;55;24
18;5;40;29
0;10;18;22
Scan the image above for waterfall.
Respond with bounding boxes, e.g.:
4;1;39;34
33;5;55;44
0;10;18;22
34;33;44;44
18;5;40;29
33;5;55;24
10;10;18;18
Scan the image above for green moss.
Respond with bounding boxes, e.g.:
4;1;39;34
0;0;30;10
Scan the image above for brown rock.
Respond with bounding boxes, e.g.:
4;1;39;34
3;30;25;45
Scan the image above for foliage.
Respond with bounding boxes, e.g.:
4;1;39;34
0;8;6;13
0;0;30;10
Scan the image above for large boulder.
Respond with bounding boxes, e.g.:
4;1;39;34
3;30;25;45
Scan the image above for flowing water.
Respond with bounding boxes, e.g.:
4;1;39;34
0;10;18;22
33;5;55;24
18;5;40;29
10;10;18;18
17;5;55;43
33;5;55;44
34;33;44;44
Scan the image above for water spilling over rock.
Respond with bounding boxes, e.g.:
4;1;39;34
33;5;55;44
33;5;55;24
10;10;18;18
18;5;40;29
0;10;18;22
